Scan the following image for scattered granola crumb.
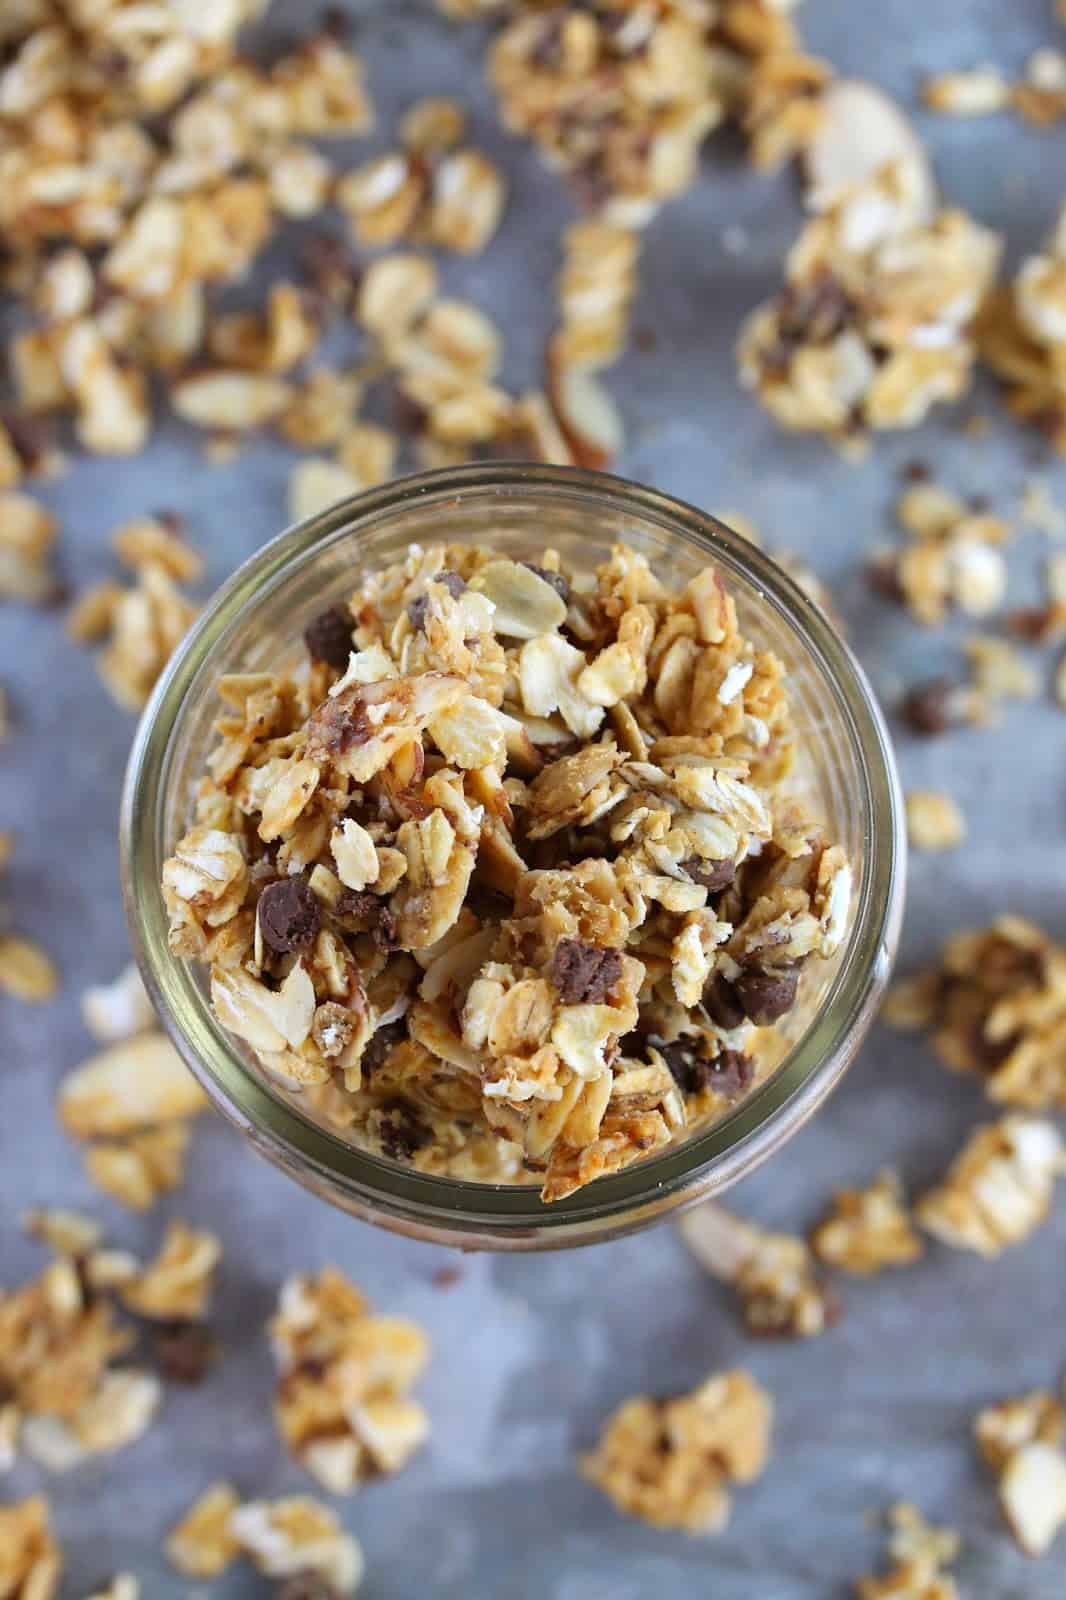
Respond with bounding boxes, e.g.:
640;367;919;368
811;1169;924;1275
905;791;967;853
0;935;59;1004
926;52;1065;128
874;482;1012;625
679;1202;838;1338
884;916;1066;1108
231;1498;364;1593
166;1482;242;1580
739;159;1001;451
81;964;156;1043
0;1497;63;1600
1021;475;1066;537
270;1268;430;1494
119;1221;220;1322
916;1115;1064;1257
0;493;60;605
964;634;1041;703
976;1387;1066;1555
68;515;200;711
981;201;1066;455
855;1503;960;1599
582;1369;773;1535
83;1579;139;1600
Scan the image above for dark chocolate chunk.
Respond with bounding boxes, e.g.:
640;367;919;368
902;459;931;483
154;1321;217;1385
407;571;466;632
379;1099;430;1161
522;561;570;603
776;272;853;347
335;889;398;951
658;1038;753;1099
258;878;321;954
550;939;623;1004
277;1574;345;1600
684;856;736;894
900;678;957;737
361;1017;408;1076
704;973;746;1032
303;604;354;670
735;967;799;1025
301;233;360;306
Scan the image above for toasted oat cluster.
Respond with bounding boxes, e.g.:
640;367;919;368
811;1169;924;1276
981;201;1066;454
582;1369;772;1534
975;1385;1066;1556
160;542;852;1201
916;1115;1064;1258
0;1497;63;1600
883;916;1066;1109
479;1;826;226
855;1504;961;1600
270;1268;430;1495
872;481;1012;626
679;1201;838;1338
0;831;58;1005
167;1483;364;1592
738;165;1002;451
0;1224;161;1475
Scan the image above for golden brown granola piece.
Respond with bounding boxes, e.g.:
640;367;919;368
980;201;1066;453
270;1268;430;1495
811;1170;924;1275
0;1497;62;1600
855;1504;960;1600
119;1222;220;1322
975;1386;1066;1556
680;1201;838;1337
917;1116;1063;1257
582;1370;772;1534
231;1497;364;1592
165;1483;242;1580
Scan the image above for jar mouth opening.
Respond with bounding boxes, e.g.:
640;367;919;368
121;463;905;1246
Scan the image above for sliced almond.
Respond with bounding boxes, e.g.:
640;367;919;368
288;458;364;523
804;80;937;221
547;358;624;470
999;1441;1066;1556
468;558;567;639
171;371;292;430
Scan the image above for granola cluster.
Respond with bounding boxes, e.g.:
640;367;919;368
915;1114;1064;1258
581;1368;772;1534
884;916;1066;1109
458;0;825;227
270;1268;430;1495
168;1484;364;1592
58;989;208;1211
975;1384;1066;1556
738;163;1002;451
855;1504;961;1600
980;200;1066;454
160;540;852;1201
679;1200;838;1337
66;514;201;711
872;481;1012;627
811;1169;924;1276
0;833;58;1005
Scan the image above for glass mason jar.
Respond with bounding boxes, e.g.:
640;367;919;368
122;464;906;1252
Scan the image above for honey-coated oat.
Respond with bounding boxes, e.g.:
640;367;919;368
160;540;852;1200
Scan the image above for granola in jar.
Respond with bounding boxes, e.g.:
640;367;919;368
159;539;853;1202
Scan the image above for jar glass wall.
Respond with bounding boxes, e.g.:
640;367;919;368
121;465;905;1251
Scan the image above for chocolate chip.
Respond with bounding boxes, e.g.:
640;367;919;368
550;939;623;1004
522;561;570;603
277;1574;344;1600
777;272;853;347
362;1017;408;1076
902;459;931;483
704;973;746;1032
407;571;466;632
335;889;398;951
303;604;353;670
258;878;321;954
900;678;957;737
735;967;799;1025
301;234;360;306
684;856;736;894
154;1321;217;1385
432;1265;464;1289
867;557;905;604
658;1038;753;1099
379;1099;430;1161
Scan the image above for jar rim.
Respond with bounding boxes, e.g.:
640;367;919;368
121;463;906;1250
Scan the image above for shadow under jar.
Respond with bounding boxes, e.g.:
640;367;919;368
122;464;905;1252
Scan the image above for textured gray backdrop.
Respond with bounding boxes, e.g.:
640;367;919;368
3;1;1066;1594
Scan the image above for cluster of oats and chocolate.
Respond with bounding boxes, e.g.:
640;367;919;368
161;542;852;1201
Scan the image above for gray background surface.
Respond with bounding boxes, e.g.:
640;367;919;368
2;1;1066;1594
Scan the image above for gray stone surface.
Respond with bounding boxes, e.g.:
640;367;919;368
3;0;1066;1594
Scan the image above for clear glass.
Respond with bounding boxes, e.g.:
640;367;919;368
121;465;906;1252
